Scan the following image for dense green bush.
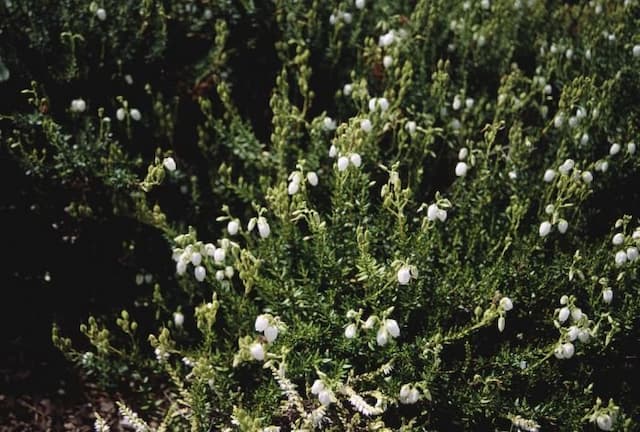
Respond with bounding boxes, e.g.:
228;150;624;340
3;0;640;430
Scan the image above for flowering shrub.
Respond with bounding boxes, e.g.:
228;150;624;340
3;0;640;430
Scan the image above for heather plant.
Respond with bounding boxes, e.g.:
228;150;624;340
2;0;640;431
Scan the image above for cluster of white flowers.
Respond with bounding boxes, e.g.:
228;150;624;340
116;107;141;121
172;236;232;282
311;379;336;406
70;98;87;113
539;205;569;237
368;97;390;113
287;172;303;195
134;272;153;286
337;153;362;171
247;215;271;239
497;297;514;332
399;384;420;404
287;169;318;194
329;10;352;25
554;295;591;360
248;314;283;362
451;95;474;111
344;310;400;346
453;147;469;176
254;314;280;343
612;229;639;267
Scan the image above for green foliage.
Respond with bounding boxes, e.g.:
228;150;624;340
3;0;640;430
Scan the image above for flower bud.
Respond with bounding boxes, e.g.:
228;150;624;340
427;204;439;221
385;319;400;338
539;221;552;237
376;327;389;346
397;266;411;285
615;250;627;266
255;315;269;332
130;108;141;121
224;266;234;278
360;118;373;133
543;169;556;182
437;209;447;222
191;252;202;266
264;325;278;343
558;307;570;323
567;326;579;341
250;343;265;361
602;288;613;304
458;147;469;160
561;342;575;359
345;323;357;339
96;7;107;21
455;161;468;177
176;260;187;275
571;307;582;321
337;156;349;171
628;142;636;154
194;265;206;282
227;220;239;235
350;153;362;168
405;121;417;135
554;345;565;359
408;388;420;404
500;297;513;311
578;329;590;343
307;171;319;186
174;312;184;327
400;384;411;400
609;143;621;155
288;181;300;195
558;219;568;234
329;145;338;158
596;414;613;431
257;217;270;238
363;316;376;329
311;379;325;394
497;316;505;332
163;157;176;172
318;389;334;406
